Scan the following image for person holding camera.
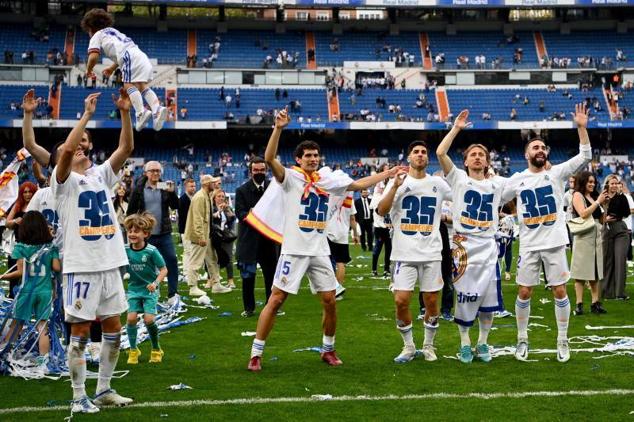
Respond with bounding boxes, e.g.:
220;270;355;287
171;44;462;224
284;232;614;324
127;161;180;302
211;189;237;289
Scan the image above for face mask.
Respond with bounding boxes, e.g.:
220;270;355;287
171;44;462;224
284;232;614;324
253;173;266;184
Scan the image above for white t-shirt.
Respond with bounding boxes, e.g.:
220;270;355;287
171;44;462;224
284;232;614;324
26;186;63;251
446;167;508;238
327;192;356;245
279;168;347;256
51;161;128;274
88;27;137;66
501;144;591;252
370;179;391;229
383;174;451;262
563;189;574;222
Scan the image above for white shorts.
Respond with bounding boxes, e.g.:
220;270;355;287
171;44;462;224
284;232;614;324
516;245;570;287
391;261;443;292
63;268;128;322
120;47;153;83
272;254;336;295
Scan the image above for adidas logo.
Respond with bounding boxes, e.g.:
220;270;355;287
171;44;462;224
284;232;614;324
79;179;88;186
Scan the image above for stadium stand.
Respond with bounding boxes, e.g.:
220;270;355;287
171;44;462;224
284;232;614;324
0;24;66;65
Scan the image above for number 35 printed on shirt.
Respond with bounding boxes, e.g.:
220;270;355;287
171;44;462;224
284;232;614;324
78;190;116;241
401;196;436;236
520;185;557;229
298;192;329;233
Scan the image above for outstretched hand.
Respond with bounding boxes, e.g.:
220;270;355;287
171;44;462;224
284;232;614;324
572;102;590;128
112;88;131;112
83;92;101;116
22;89;41;114
453;109;472;130
391;167;409;188
274;107;291;129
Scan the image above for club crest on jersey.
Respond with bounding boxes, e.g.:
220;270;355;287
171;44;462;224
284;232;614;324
432;186;438;193
75;299;82;310
451;234;468;283
280;276;288;285
142;255;148;263
544;175;550;181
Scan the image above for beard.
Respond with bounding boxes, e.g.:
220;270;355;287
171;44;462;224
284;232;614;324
529;154;547;168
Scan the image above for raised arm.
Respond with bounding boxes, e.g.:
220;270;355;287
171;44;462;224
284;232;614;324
436;110;470;176
265;108;290;183
86;52;100;77
108;88;134;173
377;169;408;216
572;190;608;220
56;92;100;183
573;102;590;148
21;89;51;167
347;165;408;192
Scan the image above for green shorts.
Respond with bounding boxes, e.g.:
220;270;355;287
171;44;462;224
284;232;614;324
14;291;52;322
127;291;158;315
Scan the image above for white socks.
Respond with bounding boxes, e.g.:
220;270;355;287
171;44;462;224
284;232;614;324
68;336;87;399
251;339;265;358
127;87;144;115
397;321;414;348
142;88;160;114
554;296;570;341
423;316;439;346
515;297;531;341
96;332;121;395
477;312;493;345
458;325;470;347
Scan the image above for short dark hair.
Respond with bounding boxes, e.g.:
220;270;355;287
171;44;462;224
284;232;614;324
574;171;598;197
18;211;53;245
81;8;114;33
184;178;196;185
249;156;266;171
407;140;428;155
525;137;545;152
294;140;320;159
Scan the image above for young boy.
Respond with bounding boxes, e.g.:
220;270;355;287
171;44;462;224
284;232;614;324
123;212;168;364
81;8;167;132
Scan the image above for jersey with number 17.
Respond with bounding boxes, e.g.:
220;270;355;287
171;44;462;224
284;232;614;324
51;161;128;274
500;144;591;252
384;175;452;262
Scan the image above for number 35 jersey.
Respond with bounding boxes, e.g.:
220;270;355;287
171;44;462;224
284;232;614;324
446;167;508;238
384;175;452;262
51;162;128;274
500;144;591;252
279;167;347;257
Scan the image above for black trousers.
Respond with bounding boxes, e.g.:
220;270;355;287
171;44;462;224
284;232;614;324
240;247;278;313
358;220;374;251
372;227;392;272
419;222;454;313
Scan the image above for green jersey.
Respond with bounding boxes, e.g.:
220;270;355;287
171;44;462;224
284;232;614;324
11;242;59;295
125;243;166;295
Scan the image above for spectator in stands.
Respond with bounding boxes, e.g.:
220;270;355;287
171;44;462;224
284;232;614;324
616;49;626;62
225;94;232;108
179;107;188;120
523;96;530;105
330;38;339;52
602;175;631;300
539;101;545;112
482;112;491;120
127;161;181;302
510;108;517;120
570;171;608;315
4;50;13;64
435;53;445;66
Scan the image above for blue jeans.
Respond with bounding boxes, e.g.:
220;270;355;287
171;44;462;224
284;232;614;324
149;232;179;298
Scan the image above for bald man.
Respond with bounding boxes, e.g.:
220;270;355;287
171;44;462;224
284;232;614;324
128;161;181;302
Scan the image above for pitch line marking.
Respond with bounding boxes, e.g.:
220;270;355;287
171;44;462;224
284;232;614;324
1;389;633;415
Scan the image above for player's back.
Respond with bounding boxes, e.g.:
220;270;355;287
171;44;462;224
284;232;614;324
89;27;137;64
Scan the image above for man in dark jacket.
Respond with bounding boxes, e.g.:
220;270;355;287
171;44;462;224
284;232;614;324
354;189;374;251
234;157;280;317
128;161;180;301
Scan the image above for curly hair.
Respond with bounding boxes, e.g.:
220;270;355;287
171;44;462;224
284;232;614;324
124;212;156;234
81;8;114;33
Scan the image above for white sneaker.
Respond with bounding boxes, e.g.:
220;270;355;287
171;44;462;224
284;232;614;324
153;106;168;131
211;283;232;294
135;110;152;131
335;284;346;298
515;339;529;361
36;354;49;372
421;344;437;362
495;309;513;318
557;339;570;363
93;389;133;407
393;345;416;363
167;293;180;306
189;286;207;297
71;396;100;414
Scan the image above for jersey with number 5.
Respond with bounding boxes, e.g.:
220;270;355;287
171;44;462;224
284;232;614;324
51;162;128;274
500;144;591;252
446;167;507;238
384;175;452;262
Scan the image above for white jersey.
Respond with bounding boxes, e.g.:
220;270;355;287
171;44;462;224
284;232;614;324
51;161;128;274
501;144;591;252
625;193;634;231
384;174;451;262
370;180;392;229
279;167;347;256
563;189;574;222
88;27;137;66
26;186;63;252
327;192;356;244
446;167;508;238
